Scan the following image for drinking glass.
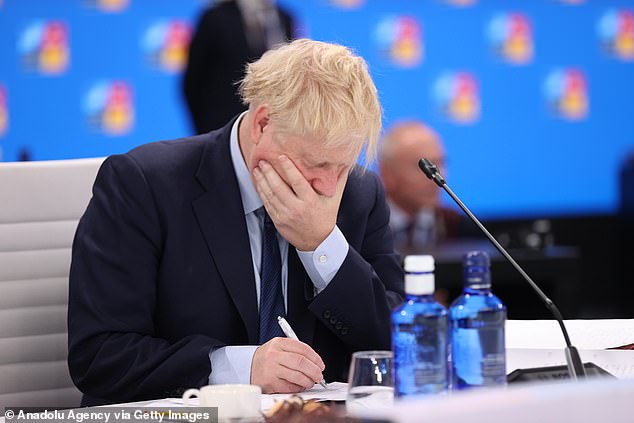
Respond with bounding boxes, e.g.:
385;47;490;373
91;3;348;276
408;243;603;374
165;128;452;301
346;350;394;415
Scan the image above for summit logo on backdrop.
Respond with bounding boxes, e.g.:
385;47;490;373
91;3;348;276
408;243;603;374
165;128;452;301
83;0;129;13
444;0;477;7
433;72;480;124
544;69;588;121
329;0;365;9
142;20;191;73
84;81;134;135
488;12;533;65
598;9;634;61
0;85;7;137
18;20;70;75
374;15;423;68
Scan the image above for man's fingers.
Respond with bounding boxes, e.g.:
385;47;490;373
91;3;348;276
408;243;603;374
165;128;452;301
276;351;324;385
275;338;326;370
252;166;282;215
277;155;314;198
275;363;318;389
257;160;296;204
252;338;327;394
271;380;306;394
253;162;300;222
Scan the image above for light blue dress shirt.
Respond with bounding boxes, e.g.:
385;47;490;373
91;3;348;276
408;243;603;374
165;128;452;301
388;200;437;248
208;113;349;384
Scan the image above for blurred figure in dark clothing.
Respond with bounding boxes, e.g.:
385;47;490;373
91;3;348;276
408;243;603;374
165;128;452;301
18;146;32;161
619;152;634;318
379;120;478;307
379;121;473;255
183;0;294;134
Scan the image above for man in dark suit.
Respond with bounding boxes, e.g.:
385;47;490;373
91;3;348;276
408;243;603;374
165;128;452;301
68;39;404;405
379;121;473;255
183;0;294;134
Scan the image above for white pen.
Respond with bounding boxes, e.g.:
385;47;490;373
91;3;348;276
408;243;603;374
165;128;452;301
277;316;328;390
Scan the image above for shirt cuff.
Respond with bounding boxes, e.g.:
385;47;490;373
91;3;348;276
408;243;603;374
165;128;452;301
297;225;349;293
208;346;258;385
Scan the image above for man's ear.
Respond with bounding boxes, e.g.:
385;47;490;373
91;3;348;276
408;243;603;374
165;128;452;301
250;104;270;145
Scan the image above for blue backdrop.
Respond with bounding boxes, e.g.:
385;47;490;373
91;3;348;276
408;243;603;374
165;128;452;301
0;0;633;219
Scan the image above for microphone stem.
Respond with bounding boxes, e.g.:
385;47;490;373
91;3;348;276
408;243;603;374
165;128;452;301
440;182;585;378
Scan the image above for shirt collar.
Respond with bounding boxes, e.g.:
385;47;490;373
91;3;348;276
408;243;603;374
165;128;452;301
230;112;263;215
388;200;409;231
388;200;435;230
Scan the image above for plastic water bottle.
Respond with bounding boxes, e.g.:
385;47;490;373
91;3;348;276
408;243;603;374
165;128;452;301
449;251;507;390
392;255;448;397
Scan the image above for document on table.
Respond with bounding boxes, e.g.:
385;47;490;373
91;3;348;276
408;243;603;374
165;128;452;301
143;382;348;412
506;319;634;350
261;382;348;412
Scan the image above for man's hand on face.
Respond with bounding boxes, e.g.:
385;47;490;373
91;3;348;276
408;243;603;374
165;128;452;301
250;337;326;394
252;155;348;251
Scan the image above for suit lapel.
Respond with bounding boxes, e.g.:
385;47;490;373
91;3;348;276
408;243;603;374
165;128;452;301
192;120;259;344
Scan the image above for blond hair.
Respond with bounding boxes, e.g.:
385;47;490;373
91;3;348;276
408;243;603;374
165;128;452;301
239;39;382;165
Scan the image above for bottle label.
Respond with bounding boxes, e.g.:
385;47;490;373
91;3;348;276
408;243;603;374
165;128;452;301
451;316;506;388
481;353;506;380
393;318;448;396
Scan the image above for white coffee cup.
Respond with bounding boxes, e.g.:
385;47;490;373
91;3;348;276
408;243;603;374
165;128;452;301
182;384;262;420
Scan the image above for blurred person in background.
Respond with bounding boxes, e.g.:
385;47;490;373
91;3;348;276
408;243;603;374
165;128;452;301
379;121;473;255
619;152;634;320
183;0;294;134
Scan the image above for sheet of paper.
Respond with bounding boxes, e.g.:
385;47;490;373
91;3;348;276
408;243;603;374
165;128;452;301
506;348;634;379
144;382;348;412
506;319;634;350
261;382;348;412
144;398;191;408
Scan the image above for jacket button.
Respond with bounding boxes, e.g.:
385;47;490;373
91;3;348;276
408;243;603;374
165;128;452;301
335;322;343;330
330;316;337;325
341;327;348;336
323;310;331;319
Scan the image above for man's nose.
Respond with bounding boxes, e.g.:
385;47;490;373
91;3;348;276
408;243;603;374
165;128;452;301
311;171;338;197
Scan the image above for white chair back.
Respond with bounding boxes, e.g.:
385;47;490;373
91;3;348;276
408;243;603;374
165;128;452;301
0;157;104;408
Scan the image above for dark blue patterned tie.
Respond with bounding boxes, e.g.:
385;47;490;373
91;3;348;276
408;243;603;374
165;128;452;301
258;207;286;343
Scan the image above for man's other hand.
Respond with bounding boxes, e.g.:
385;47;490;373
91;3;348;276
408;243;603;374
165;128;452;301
250;337;326;394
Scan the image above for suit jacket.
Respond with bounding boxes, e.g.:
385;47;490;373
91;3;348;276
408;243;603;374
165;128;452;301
182;1;294;133
390;203;477;257
67;117;404;405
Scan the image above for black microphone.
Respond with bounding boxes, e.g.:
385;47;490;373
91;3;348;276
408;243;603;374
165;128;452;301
418;157;587;381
